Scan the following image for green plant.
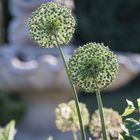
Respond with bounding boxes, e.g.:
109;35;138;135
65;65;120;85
29;2;86;140
121;98;140;139
0;120;16;140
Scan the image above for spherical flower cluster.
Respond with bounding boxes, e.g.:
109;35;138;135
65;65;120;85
29;2;75;48
89;108;122;140
68;43;119;92
55;100;89;132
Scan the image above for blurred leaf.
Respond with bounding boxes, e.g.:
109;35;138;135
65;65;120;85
137;98;140;113
118;134;124;140
0;120;16;140
133;137;139;140
122;99;135;116
137;98;140;107
121;123;129;134
124;118;140;139
137;98;140;115
124;135;139;140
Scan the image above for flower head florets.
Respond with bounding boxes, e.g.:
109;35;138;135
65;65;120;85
55;100;89;132
68;42;119;92
29;2;75;48
89;108;122;140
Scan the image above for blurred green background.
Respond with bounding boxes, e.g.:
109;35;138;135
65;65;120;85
0;92;25;126
74;0;140;53
0;0;140;132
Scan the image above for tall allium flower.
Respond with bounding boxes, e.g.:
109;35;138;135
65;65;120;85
29;2;75;48
29;2;86;140
89;108;122;140
68;42;119;92
55;100;89;132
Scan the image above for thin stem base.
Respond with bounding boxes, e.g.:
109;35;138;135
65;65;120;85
96;90;107;140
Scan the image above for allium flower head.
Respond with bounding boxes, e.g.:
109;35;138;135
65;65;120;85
68;43;119;92
89;108;122;140
29;2;75;48
55;100;89;132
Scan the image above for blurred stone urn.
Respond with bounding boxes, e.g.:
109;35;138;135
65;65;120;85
0;0;75;140
0;45;73;140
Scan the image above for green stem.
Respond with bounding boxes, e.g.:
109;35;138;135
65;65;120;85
55;37;86;140
72;131;78;140
96;89;107;140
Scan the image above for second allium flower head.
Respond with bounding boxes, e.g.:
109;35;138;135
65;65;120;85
29;2;75;48
68;43;119;92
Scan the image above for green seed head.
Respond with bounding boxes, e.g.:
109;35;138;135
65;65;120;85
89;108;122;140
68;42;119;92
28;2;75;48
55;100;89;132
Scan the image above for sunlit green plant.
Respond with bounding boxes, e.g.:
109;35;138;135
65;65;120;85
0;120;16;140
121;98;140;140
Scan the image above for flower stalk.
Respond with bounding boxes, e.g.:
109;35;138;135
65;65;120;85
96;89;107;140
55;36;86;140
68;42;118;140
